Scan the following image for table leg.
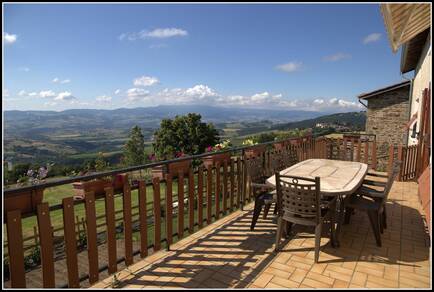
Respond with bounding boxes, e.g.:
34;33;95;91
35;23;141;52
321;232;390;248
335;195;345;247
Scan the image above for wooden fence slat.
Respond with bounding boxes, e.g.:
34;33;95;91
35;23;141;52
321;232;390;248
364;142;369;164
236;158;241;209
230;159;235;211
372;141;377;170
84;191;99;284
207;165;213;224
223;160;228;214
387;145;395;175
104;187;117;273
164;175;173;247
138;181;148;257
123;179;133;266
215;162;221;220
62;197;80;287
397;145;404;181
37;202;55;288
153;177;162;251
197;168;204;228
6;210;26;288
357;139;361;162
177;173;184;239
188;169;195;234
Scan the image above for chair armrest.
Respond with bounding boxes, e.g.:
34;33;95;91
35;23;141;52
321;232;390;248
251;182;275;191
363;179;387;187
367;171;389;178
357;186;385;199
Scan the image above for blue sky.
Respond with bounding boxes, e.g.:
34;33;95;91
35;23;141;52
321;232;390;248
3;3;404;112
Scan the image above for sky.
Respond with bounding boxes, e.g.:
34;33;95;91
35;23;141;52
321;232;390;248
3;3;405;112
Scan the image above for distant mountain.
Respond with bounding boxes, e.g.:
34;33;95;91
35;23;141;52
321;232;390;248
271;111;366;131
4;105;325;138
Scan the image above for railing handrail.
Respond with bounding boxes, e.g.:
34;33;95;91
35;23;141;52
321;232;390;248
3;135;314;196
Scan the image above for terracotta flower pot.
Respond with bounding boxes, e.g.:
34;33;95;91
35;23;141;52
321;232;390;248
273;142;286;151
244;145;266;159
72;174;127;200
202;152;231;168
152;159;192;179
4;188;44;217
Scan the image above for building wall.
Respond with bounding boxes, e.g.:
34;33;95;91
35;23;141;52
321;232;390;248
365;86;410;169
408;31;431;146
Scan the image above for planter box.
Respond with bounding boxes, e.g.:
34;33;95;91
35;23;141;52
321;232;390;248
202;152;231;168
273;142;286;151
4;188;44;217
72;174;127;200
152;159;191;179
418;165;431;234
244;145;266;159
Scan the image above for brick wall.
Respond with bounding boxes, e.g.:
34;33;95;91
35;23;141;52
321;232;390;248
365;85;410;170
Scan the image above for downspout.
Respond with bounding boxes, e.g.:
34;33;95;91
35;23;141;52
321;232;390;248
401;73;414;147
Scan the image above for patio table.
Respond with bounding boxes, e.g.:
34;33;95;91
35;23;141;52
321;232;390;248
266;158;368;246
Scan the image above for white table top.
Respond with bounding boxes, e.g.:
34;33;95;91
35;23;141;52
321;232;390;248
266;159;368;196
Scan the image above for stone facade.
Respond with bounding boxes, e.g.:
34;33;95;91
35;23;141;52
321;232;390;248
365;85;410;170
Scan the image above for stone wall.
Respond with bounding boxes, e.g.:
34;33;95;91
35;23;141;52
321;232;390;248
365;85;410;170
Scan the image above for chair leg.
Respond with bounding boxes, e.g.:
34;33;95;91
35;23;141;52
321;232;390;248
367;210;382;247
273;203;278;215
382;207;387;229
344;207;353;224
275;217;283;251
379;212;384;234
250;197;264;231
263;203;271;219
283;221;293;238
329;201;337;248
314;223;322;263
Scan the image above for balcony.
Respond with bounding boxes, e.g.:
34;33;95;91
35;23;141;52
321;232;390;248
3;135;431;289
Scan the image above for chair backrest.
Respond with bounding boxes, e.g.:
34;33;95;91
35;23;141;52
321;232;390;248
275;173;321;224
270;149;287;174
245;155;266;183
284;147;299;168
383;160;402;202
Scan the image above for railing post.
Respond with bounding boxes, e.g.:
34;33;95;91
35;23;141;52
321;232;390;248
397;145;404;181
152;177;161;251
6;210;26;288
372;141;377;171
139;180;149;255
387;144;395;175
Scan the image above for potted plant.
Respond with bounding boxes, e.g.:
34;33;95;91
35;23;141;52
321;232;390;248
243;139;266;159
72;173;127;200
151;151;191;179
5;166;49;216
202;140;232;168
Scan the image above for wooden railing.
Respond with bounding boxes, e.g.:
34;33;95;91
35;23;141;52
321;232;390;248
4;134;389;288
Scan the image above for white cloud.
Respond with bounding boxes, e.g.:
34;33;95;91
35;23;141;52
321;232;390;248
363;33;382;44
114;89;121;95
4;33;17;44
145;28;188;38
54;91;76;101
96;95;112;103
39;90;57;98
275;61;303;73
126;88;150;102
18;67;30;72
323;53;351;62
133;76;159;87
44;101;58;107
52;77;71;84
18;90;27;96
119;27;188;41
3;89;9;97
28;92;38;97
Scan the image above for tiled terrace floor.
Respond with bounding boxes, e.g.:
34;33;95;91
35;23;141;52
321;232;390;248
92;181;431;289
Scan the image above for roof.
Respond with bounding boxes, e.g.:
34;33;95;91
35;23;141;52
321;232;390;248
381;3;431;53
400;28;430;73
358;80;411;100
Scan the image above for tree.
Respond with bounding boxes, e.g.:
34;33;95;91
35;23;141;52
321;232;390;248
152;113;219;160
94;152;109;172
123;125;145;166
